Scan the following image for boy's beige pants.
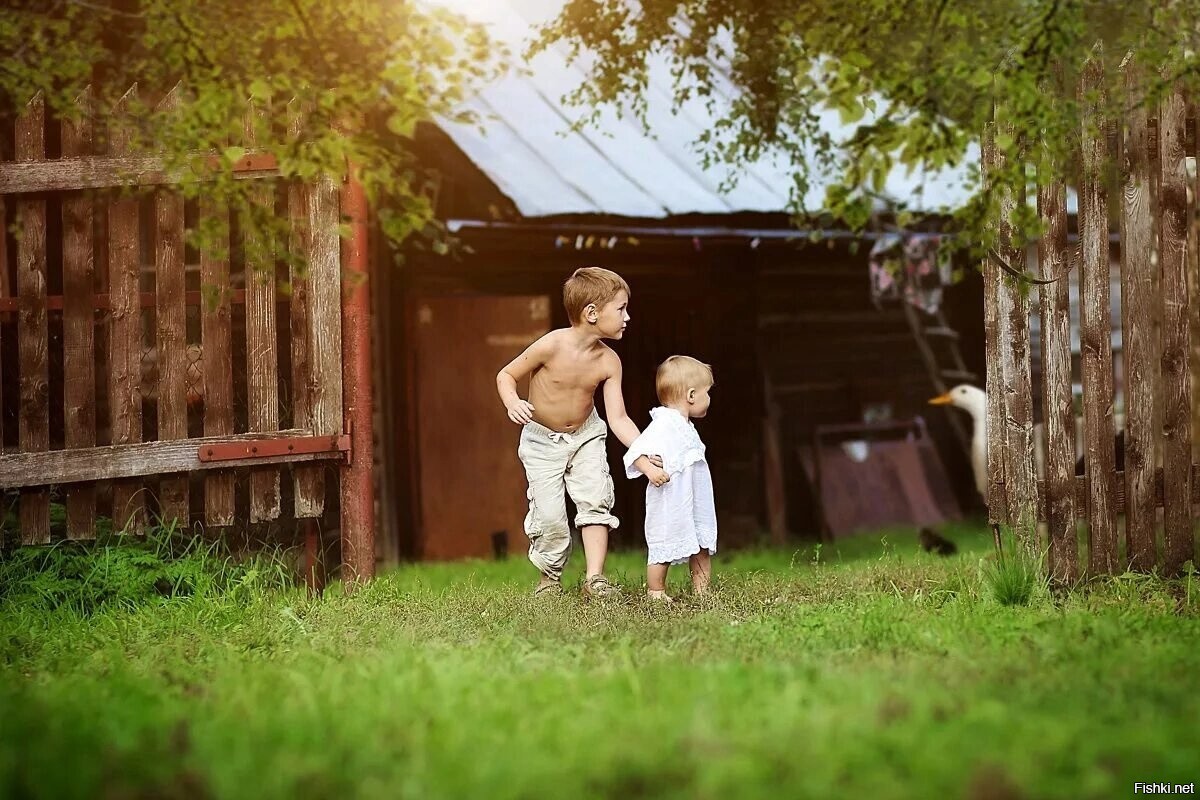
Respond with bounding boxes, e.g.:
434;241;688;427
517;409;619;580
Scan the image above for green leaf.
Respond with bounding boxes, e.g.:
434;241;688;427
838;98;866;126
248;79;272;101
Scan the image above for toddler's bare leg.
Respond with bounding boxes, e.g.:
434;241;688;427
646;562;669;596
690;550;711;595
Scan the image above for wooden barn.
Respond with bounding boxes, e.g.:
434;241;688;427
369;0;988;563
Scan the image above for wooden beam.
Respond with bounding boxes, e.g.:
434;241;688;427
0;430;344;488
0;152;279;194
0;288;274;313
1037;465;1200;519
758;310;906;328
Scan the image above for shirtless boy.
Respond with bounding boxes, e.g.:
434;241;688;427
495;267;664;597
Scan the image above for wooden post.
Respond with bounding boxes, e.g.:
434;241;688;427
761;375;788;546
61;87;98;540
339;166;375;584
1156;82;1194;576
1079;57;1119;574
16;92;50;544
1037;166;1078;583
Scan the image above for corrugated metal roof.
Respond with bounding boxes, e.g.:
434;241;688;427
430;0;977;219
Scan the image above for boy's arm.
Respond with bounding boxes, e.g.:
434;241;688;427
602;356;661;472
496;335;552;424
601;358;641;448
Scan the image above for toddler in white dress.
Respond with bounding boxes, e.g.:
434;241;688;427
624;356;717;601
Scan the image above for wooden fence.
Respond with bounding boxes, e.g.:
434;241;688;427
985;59;1200;580
0;85;355;549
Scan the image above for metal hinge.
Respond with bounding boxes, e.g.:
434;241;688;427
198;427;352;465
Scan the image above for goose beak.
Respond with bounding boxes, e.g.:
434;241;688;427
928;392;953;406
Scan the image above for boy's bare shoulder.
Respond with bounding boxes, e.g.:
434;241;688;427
528;328;567;352
598;342;622;374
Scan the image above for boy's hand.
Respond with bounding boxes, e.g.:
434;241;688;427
506;399;536;425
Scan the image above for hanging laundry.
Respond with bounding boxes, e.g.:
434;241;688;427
868;233;952;315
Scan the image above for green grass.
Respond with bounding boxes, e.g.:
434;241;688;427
2;520;1199;800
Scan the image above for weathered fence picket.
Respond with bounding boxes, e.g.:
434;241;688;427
1157;84;1195;575
245;102;282;523
156;83;191;525
108;84;145;534
1036;166;1077;583
16;92;50;544
200;195;236;528
61;87;98;540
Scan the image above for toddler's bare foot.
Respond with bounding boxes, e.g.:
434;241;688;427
646;589;674;603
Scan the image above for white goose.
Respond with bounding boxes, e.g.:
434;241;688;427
929;384;1125;500
929;385;990;497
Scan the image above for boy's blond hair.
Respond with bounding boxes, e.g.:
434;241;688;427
563;266;630;325
656;355;714;405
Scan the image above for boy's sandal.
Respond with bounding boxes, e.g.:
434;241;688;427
533;580;563;597
582;574;620;599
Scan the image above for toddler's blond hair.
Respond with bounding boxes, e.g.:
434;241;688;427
656;355;714;405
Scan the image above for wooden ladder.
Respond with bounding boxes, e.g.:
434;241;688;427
902;302;976;458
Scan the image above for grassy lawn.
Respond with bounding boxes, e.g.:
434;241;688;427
2;521;1198;799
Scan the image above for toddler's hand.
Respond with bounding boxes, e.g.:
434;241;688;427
645;466;670;487
506;399;535;425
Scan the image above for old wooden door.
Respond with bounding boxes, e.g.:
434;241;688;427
414;294;550;560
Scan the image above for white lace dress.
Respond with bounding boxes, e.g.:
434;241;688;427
623;407;718;565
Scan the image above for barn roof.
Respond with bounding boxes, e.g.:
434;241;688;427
429;0;979;219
